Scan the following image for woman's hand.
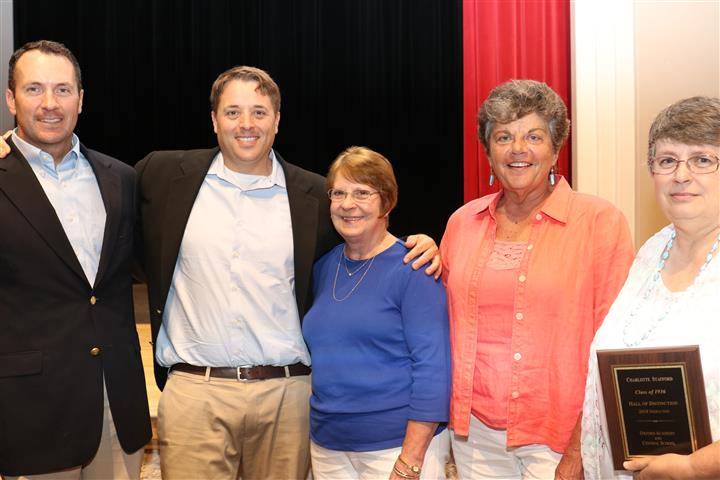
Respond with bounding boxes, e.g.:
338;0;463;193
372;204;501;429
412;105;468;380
389;420;438;479
624;454;693;479
555;416;584;479
403;234;441;279
555;450;584;479
0;131;11;157
623;441;720;479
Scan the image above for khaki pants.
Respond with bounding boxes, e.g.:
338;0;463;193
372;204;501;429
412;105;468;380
5;381;144;480
158;369;311;479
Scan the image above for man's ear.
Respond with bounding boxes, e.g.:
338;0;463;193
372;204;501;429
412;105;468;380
211;110;218;134
5;88;16;116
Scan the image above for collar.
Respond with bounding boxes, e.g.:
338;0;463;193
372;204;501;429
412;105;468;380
11;130;82;175
473;176;572;224
208;149;286;190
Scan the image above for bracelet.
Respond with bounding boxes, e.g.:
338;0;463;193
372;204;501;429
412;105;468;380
396;456;422;476
392;465;420;479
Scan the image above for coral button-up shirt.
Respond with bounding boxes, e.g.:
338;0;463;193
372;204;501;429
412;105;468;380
440;178;634;453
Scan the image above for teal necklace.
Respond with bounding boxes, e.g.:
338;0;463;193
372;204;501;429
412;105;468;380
623;227;719;347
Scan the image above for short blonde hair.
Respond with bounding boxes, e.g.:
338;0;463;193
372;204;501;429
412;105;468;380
326;146;398;217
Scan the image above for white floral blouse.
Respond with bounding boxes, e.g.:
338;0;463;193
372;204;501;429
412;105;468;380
581;225;720;479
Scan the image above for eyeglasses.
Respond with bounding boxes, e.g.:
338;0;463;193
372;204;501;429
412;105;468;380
649;154;719;174
327;188;380;202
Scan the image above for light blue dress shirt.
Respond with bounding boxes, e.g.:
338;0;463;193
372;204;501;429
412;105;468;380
12;132;106;285
155;150;311;368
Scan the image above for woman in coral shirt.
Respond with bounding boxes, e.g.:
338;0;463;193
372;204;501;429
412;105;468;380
440;80;634;479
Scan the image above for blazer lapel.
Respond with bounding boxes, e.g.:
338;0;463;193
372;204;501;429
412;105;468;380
0;139;87;284
86;146;121;288
159;148;218;295
279;155;319;316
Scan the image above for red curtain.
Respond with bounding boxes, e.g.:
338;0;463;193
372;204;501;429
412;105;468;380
463;0;571;202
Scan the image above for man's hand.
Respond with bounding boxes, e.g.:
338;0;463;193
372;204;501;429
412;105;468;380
0;131;11;157
624;454;692;480
403;234;441;279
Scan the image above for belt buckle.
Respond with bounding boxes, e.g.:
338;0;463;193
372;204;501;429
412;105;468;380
236;367;251;382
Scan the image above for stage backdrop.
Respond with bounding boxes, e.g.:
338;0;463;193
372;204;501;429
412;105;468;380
13;0;463;241
463;0;571;202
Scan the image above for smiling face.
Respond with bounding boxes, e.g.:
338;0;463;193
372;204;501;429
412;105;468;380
329;172;387;246
211;79;280;175
5;50;83;161
652;139;720;227
488;112;557;198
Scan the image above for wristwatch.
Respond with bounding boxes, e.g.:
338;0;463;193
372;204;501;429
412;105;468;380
397;456;422;476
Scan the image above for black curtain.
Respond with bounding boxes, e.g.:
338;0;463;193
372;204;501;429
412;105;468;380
14;0;462;240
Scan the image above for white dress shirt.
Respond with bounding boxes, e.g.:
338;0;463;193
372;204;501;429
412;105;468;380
12;131;106;285
155;150;311;368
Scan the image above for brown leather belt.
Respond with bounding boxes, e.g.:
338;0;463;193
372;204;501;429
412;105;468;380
171;362;311;381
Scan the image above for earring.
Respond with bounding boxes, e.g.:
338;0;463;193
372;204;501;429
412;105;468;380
489;172;495;187
549;167;556;186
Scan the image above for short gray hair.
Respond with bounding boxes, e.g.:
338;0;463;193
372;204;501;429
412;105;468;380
477;79;569;153
647;96;720;161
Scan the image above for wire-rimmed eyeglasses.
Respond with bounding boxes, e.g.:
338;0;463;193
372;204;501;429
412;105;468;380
649;154;719;175
327;188;380;202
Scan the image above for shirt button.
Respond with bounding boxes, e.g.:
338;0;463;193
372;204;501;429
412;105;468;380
514;352;522;361
90;347;101;356
156;309;162;315
230;285;238;292
515;312;523;320
518;274;526;282
511;391;519;399
527;244;533;250
535;213;542;221
89;296;97;305
232;251;239;259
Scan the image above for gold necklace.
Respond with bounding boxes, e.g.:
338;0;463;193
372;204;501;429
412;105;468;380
344;255;371;276
332;254;376;301
332;234;391;301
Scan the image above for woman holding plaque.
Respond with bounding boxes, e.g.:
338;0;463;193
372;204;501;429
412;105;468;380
440;79;635;479
581;96;720;479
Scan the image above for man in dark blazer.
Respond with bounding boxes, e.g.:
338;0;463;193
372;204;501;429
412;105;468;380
0;41;151;478
135;66;439;479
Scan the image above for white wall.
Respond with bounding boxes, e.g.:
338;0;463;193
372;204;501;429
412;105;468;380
634;0;720;245
573;0;720;248
0;0;13;133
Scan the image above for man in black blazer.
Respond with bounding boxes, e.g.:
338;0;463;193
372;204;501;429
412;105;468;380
135;66;439;479
0;41;151;478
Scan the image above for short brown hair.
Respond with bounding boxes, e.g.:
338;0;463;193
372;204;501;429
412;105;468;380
477;79;569;153
8;40;82;92
326;146;398;217
647;96;720;161
209;66;281;113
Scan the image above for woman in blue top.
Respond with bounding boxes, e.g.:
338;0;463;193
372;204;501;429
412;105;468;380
303;146;451;480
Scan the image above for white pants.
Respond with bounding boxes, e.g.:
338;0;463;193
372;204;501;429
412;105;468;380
311;429;450;479
451;416;561;479
5;380;144;480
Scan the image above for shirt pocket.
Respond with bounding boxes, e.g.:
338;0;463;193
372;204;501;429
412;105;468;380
0;350;43;378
